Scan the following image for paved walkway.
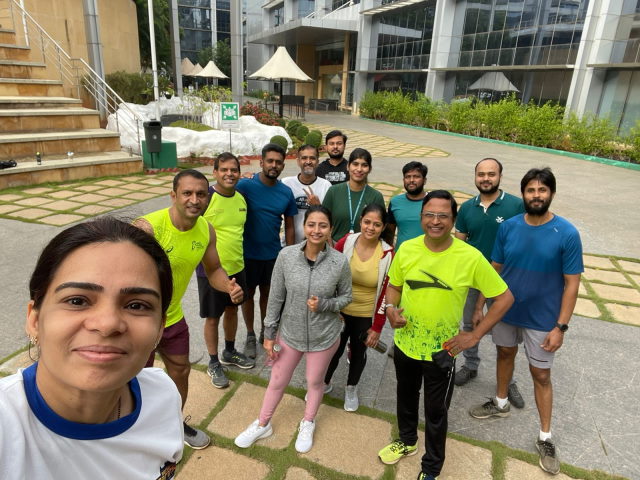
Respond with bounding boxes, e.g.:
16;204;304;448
1;111;639;479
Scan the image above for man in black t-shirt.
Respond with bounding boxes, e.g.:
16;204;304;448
316;130;350;185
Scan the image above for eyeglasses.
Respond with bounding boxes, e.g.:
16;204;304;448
422;212;451;220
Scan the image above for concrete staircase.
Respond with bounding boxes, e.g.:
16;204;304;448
0;26;141;189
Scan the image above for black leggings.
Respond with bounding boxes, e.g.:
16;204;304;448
324;313;371;386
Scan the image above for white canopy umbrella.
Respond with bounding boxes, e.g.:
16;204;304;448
195;60;228;79
469;71;519;92
189;63;203;76
181;57;195;76
249;46;313;117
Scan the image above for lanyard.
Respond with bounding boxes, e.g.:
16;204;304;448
347;185;367;233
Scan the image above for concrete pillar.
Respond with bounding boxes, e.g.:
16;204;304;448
565;0;633;118
284;0;296;22
82;0;106;116
230;0;243;103
315;0;331;17
340;33;350;108
426;0;461;102
352;0;378;114
168;0;183;96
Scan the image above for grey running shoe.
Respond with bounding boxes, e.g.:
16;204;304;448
244;334;257;359
454;365;477;386
207;362;229;389
469;398;511;419
508;382;525;409
344;385;359;412
183;418;210;449
221;349;255;369
536;438;560;474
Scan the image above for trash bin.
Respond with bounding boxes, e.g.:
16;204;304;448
142;140;177;169
143;120;162;153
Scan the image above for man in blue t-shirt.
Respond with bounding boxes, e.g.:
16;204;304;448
236;143;297;358
469;167;583;476
385;161;428;251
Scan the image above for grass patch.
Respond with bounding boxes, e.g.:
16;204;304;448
170;120;214;132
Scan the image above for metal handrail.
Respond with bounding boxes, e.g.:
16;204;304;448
4;0;143;153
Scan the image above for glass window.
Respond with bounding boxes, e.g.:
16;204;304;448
178;0;210;7
179;7;211;30
299;0;315;17
217;10;230;33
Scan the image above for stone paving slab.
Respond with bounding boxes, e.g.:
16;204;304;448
573;298;600;318
73;204;115;215
590;283;640;304
70;193;110;203
98;198;138;207
583;268;630;285
0;204;21;214
605;303;640;326
395;433;493;480
8;208;50;219
283;467;316;479
22;187;52;194
94;179;125;186
210;382;303;449
43;199;83;211
14;197;52;206
0;193;22;201
123;192;157;201
48;190;77;199
504;458;573;479
618;260;640;274
75;185;105;192
178;445;271;479
583;255;616;270
308;405;390;478
38;213;84;225
98;187;131;196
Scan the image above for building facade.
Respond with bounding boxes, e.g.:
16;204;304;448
175;0;231;63
246;0;640;133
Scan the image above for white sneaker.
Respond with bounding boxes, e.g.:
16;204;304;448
344;385;359;412
234;419;273;448
295;419;315;453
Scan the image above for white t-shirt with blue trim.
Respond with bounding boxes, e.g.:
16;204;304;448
0;365;183;479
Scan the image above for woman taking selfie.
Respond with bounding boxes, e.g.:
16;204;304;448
235;205;352;453
324;203;394;412
0;217;183;479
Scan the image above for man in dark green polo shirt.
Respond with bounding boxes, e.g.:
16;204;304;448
454;158;525;405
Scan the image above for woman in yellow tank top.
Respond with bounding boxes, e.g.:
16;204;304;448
324;203;395;412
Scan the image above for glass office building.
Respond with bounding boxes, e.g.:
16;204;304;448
177;0;231;63
247;0;640;133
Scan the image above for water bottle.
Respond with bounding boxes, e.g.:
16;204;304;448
359;332;387;354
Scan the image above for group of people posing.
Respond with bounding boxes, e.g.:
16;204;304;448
0;129;582;480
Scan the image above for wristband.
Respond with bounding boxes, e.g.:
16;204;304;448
385;303;396;310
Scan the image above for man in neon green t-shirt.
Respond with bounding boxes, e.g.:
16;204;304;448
377;190;514;480
135;169;243;450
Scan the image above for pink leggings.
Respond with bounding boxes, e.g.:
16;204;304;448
258;336;340;425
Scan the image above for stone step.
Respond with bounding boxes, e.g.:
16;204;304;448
0;129;121;159
0;150;142;189
0;107;100;131
0;78;64;96
0;95;82;108
0;59;49;79
0;43;31;61
0;29;14;43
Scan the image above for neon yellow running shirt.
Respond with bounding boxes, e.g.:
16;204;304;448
202;190;246;275
388;236;507;361
143;208;210;327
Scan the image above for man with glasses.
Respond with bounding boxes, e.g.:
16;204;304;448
282;144;332;243
379;190;513;480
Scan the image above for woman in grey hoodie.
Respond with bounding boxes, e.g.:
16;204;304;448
234;205;352;454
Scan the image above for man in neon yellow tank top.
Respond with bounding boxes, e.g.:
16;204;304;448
135;169;243;450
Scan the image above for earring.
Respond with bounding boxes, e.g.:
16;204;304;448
28;336;40;362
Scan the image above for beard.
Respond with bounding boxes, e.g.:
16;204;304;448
476;182;499;195
524;198;551;216
328;149;344;160
405;184;424;196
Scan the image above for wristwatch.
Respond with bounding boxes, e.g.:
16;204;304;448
555;322;569;333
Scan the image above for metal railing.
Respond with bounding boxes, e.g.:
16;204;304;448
1;0;143;153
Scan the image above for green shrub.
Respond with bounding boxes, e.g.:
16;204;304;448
169;120;213;131
626;120;640;163
286;119;302;132
359;91;386;120
295;125;309;140
564;113;618;157
105;71;152;104
270;135;289;150
304;129;323;148
277;117;286;128
518;102;564;148
481;96;521;141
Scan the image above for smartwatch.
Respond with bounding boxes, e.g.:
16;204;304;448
555;322;569;333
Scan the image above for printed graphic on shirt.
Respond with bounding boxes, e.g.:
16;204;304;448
406;270;453;291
